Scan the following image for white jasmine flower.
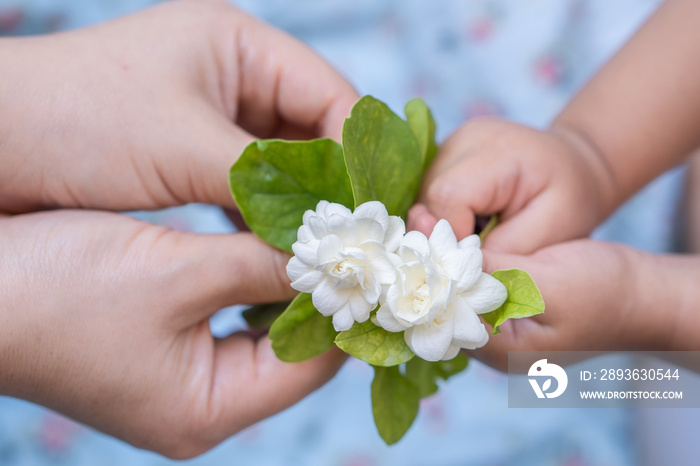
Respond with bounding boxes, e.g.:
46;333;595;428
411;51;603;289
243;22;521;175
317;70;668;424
286;200;405;331
375;219;507;361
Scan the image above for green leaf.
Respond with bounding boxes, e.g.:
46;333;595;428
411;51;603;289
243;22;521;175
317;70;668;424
405;353;469;399
242;302;289;329
269;293;337;362
371;366;419;445
404;98;438;172
482;269;545;334
335;318;414;367
229;138;353;253
342;96;423;218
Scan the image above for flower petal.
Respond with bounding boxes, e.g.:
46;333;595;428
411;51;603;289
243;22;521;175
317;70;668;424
374;262;398;287
324;202;353;219
353;201;389;230
399;262;427;294
374;305;409;332
428;219;458;261
287;258;323;292
441;344;461;361
452;307;489;348
332;306;355;331
405;318;455;362
348;293;372;323
461;273;508;314
440;248;482;292
314;200;330;217
425;268;450;316
361;247;396;285
360;272;382;303
291;240;319;266
384;282;401;311
326;213;358;244
395;299;430;326
307;215;327;238
454;330;489;350
290;273;323;293
384;216;406;253
297;224;314;242
354;218;385;243
317;235;343;264
286;256;312;282
400;231;430;260
458;234;481;249
340;246;368;261
312;279;350;315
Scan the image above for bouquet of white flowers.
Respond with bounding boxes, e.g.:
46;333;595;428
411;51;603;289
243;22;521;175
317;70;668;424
230;96;543;444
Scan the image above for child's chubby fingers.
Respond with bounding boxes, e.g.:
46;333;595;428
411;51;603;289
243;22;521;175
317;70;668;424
469;240;650;372
417;118;538;245
480;191;584;254
407;203;439;235
470;251;554;371
416;117;611;253
469;320;551;373
467;247;578;371
419;153;520;241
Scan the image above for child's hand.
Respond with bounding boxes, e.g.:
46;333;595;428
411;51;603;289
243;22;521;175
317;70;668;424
408;118;618;254
0;0;357;214
473;239;692;371
410;0;700;253
0;210;345;458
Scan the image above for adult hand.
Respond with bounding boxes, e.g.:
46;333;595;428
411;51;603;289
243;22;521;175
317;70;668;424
0;0;357;214
0;210;345;458
0;0;357;457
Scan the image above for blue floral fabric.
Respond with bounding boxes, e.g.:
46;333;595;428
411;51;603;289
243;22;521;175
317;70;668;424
1;0;683;465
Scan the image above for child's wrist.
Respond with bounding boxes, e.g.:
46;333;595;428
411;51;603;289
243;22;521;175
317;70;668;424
625;250;693;351
548;120;621;222
0;41;14;164
649;253;700;351
0;278;23;397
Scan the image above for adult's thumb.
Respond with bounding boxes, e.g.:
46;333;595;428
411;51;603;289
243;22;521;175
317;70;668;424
172;230;297;321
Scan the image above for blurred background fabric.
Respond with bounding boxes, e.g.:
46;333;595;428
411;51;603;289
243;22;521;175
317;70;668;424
2;0;694;465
